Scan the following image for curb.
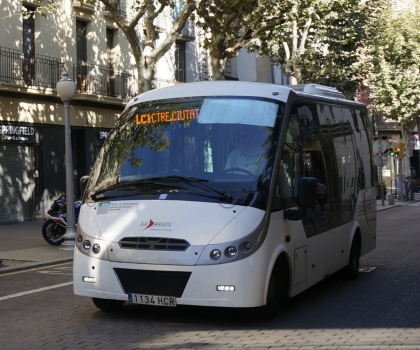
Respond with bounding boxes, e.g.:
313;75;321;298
0;258;73;275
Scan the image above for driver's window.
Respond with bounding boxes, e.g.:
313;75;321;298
272;110;302;211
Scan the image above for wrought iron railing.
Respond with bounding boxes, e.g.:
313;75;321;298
73;63;137;99
0;47;64;88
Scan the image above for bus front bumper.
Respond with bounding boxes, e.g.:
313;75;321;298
73;249;268;308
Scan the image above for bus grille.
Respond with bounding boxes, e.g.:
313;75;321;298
114;268;191;297
119;237;190;251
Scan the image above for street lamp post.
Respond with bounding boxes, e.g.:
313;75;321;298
56;70;76;250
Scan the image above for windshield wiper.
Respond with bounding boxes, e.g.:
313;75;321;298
90;175;232;203
161;175;233;203
90;179;188;200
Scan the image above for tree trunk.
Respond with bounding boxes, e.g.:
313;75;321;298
210;54;227;81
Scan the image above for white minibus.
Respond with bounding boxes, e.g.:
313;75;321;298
73;81;376;318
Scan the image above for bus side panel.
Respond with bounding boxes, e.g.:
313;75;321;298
357;187;377;256
306;223;352;289
267;210;309;297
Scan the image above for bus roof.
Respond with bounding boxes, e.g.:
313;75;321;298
124;81;363;110
125;81;292;109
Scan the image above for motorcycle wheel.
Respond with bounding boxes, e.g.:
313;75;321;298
42;220;65;245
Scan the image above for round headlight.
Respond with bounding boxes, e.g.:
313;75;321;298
210;249;222;260
244;242;252;250
76;235;83;244
92;243;101;254
83;240;91;250
226;246;237;257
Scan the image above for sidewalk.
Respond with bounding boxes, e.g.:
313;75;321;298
0;221;73;274
1;193;419;275
376;191;420;211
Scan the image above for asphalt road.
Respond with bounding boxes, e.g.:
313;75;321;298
0;205;420;350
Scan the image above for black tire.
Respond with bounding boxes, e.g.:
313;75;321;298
42;220;65;245
345;236;361;280
92;297;125;311
255;260;289;320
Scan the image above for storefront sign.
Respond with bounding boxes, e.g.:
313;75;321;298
0;124;38;143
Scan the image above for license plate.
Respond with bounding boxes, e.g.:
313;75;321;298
128;293;177;307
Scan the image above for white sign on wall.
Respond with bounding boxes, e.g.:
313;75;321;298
382;169;391;177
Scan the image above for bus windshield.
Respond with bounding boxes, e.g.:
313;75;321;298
87;96;285;208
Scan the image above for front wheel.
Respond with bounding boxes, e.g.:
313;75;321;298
92;298;125;311
254;260;289;319
42;220;65;245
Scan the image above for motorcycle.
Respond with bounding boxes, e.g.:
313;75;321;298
42;193;82;245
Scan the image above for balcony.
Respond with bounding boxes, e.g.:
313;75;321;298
0;46;64;89
73;63;137;99
0;46;137;103
72;0;96;12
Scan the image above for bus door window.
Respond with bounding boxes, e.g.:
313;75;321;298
296;102;329;236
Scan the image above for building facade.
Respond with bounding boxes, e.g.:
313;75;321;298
0;0;286;224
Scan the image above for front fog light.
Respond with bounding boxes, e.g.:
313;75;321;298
210;249;222;260
217;285;235;292
226;246;237;257
83;276;96;283
83;240;91;250
76;235;83;244
92;243;101;254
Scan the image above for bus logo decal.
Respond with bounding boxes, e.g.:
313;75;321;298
141;219;155;230
140;219;173;231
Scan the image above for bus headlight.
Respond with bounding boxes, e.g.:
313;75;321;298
92;243;101;254
83;240;91;250
76;226;109;261
210;249;222;260
226;246;237;258
197;221;264;265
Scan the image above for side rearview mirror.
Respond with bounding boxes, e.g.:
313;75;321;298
80;175;90;200
297;177;317;208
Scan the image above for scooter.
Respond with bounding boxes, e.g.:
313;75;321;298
42;193;81;245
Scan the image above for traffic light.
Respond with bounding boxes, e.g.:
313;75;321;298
395;142;406;159
389;147;395;157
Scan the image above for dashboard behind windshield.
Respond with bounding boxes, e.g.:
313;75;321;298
88;96;285;208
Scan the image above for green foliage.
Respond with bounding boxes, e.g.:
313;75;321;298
249;0;385;98
0;2;60;20
370;1;420;125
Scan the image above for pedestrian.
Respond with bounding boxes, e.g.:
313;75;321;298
317;179;327;214
405;166;417;200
